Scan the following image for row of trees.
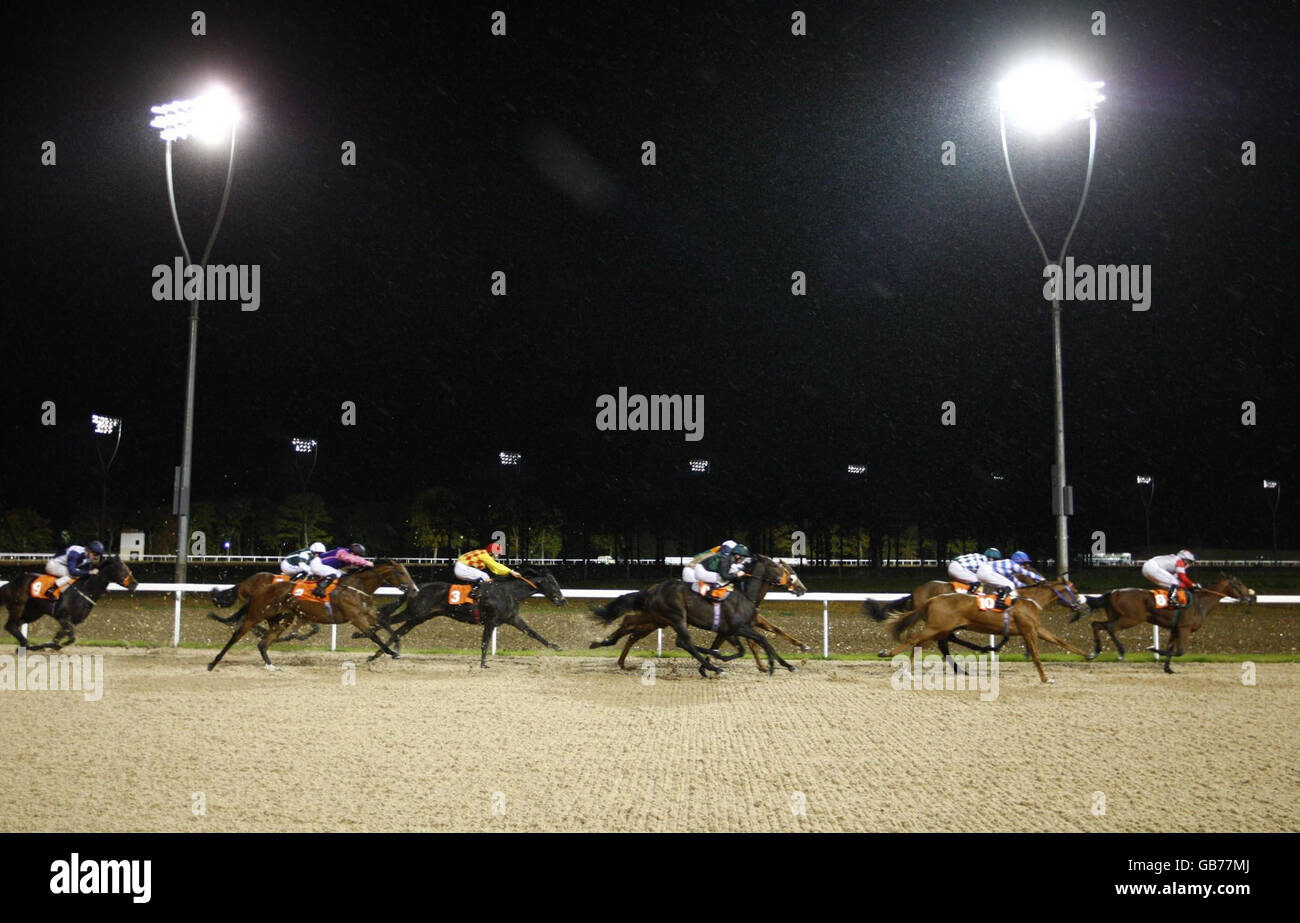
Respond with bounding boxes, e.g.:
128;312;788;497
1;493;988;564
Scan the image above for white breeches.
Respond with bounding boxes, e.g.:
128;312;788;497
976;564;1015;590
309;561;343;579
1142;561;1178;586
455;562;491;583
948;562;980;584
281;560;311;577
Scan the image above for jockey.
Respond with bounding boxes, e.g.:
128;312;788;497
455;544;521;601
281;542;324;579
1142;549;1197;608
682;540;750;591
45;541;105;593
948;548;999;592
310;543;375;596
978;550;1044;607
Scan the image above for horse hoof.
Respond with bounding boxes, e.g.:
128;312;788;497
800;645;811;652
1116;653;1125;661
588;642;601;649
1047;678;1056;684
206;663;216;672
876;650;890;658
551;644;563;651
264;664;281;672
1085;652;1097;662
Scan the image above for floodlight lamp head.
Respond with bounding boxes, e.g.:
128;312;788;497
998;60;1104;133
150;86;239;144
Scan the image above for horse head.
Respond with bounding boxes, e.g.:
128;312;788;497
103;556;137;593
520;567;567;607
1215;572;1256;607
371;559;419;597
751;555;807;597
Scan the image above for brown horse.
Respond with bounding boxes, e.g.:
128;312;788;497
208;572;321;642
599;555;810;672
866;578;1087;669
1078;573;1255;673
1;556;137;650
206;560;418;671
876;593;1088;684
589;575;797;677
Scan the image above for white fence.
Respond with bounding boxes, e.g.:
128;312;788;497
3;581;1289;661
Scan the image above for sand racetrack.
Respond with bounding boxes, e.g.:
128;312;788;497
2;647;1295;832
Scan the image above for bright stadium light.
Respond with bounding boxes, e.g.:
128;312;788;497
1263;479;1278;490
1136;475;1153;485
847;464;867;476
149;86;240;144
689;459;710;474
499;451;522;466
996;56;1104;579
292;437;318;454
1263;480;1281;556
91;413;124;546
997;60;1104;134
152;84;242;639
91;413;121;436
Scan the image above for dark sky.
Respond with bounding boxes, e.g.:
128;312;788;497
1;0;1296;554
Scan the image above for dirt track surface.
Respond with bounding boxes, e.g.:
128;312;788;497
2;648;1295;832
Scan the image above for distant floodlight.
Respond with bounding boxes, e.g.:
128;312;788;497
1263;480;1278;490
998;60;1104;133
689;459;710;474
847;464;867;476
991;473;1006;481
91;413;121;435
291;437;317;454
499;451;522;466
150;86;239;143
1136;475;1153;485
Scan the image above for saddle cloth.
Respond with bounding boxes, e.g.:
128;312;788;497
29;575;66;599
694;582;731;600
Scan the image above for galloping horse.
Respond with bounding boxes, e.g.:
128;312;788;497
875;592;1088;684
1;556;137;650
209;572;321;643
595;555;810;672
865;577;1087;670
1078;573;1255;673
589;573;798;677
207;560;418;671
364;567;568;667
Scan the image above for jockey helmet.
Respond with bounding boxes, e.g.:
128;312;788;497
1178;549;1195;562
733;544;751;558
309;542;327;554
983;548;1001;560
720;540;737;553
350;543;367;556
1011;551;1031;564
87;540;105;555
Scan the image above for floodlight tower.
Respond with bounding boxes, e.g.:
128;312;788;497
149;86;239;632
91;414;123;546
997;60;1104;577
291;438;319;545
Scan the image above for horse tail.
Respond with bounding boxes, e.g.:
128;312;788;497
1086;591;1111;610
589;590;647;624
889;603;928;642
207;602;248;626
211;585;239;608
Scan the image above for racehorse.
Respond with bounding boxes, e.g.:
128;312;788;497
362;567;568;667
206;560;418;671
594;555;811;672
1078;573;1255;673
209;572;321;643
865;577;1088;671
589;573;798;677
1;556;137;650
875;592;1088;684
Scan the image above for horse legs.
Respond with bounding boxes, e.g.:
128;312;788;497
351;614;401;661
5;614;31;650
1012;614;1050;684
1036;626;1088;657
257;619;292;670
735;625;794;674
666;618;723;677
208;617;259;670
754;615;812;652
616;627;656;670
504;614;562;652
936;637;971;676
1088;618;1126;661
367;619;419;662
480;622;494;668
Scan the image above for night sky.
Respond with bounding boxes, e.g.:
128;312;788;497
2;0;1296;556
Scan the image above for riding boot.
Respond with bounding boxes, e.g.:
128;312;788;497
313;576;332;598
995;587;1012;608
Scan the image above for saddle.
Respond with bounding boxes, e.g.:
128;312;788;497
289;579;339;603
447;584;485;623
972;590;1013;611
30;575;67;600
693;582;732;601
1150;588;1187;609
